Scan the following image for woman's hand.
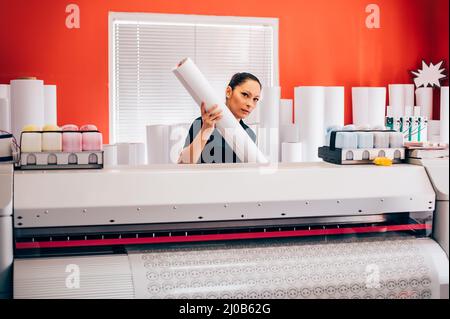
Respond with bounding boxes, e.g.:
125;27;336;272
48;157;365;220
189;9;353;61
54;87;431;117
201;102;223;131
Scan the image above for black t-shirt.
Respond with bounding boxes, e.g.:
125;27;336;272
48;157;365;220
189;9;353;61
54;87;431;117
183;116;257;163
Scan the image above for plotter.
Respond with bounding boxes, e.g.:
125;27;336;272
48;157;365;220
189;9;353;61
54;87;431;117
0;161;448;299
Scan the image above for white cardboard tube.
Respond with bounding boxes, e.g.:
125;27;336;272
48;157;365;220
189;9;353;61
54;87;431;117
172;58;268;164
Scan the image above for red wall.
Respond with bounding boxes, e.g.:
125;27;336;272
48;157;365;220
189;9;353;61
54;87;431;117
0;0;448;143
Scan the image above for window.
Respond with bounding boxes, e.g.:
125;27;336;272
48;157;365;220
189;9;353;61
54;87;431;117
109;12;279;143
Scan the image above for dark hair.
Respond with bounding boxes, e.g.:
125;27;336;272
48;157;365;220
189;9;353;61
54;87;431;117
228;72;262;90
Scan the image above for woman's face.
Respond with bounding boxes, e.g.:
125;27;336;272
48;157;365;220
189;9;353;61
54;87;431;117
226;80;261;120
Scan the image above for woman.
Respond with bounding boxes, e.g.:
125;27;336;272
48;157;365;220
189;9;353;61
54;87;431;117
178;73;261;164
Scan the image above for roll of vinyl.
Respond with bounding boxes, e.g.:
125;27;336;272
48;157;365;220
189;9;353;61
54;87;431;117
416;87;433;119
295;86;325;162
324;86;344;129
10;79;44;140
0;84;9;99
352;87;369;126
168;123;190;164
146;125;170;164
280;99;293;125
404;84;415;107
440;87;449;144
405;106;413;117
281;142;302;163
116;143;130;165
280;124;300;143
103;144;118;168
129;143;146;166
44;85;57;126
173;58;267;164
259;87;280;163
353;87;386;127
126;237;446;299
389;84;405;118
368;88;386;127
0;99;10;133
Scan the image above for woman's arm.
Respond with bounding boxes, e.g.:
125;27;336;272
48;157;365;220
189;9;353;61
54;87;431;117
178;102;223;164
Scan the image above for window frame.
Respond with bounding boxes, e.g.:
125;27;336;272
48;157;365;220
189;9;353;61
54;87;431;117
108;11;279;144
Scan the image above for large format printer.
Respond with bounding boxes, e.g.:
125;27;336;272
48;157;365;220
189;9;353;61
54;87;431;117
0;161;448;299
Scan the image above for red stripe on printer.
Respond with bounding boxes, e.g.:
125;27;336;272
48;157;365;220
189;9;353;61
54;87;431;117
15;223;432;250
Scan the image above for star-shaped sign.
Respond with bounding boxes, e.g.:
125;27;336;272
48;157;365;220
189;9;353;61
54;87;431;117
411;60;447;88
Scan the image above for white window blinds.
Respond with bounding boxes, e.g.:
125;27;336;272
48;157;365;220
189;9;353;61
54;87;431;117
110;14;277;144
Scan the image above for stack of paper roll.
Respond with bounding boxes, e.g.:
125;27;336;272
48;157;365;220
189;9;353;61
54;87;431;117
388;84;415;118
294;86;344;162
146;125;170;164
0;85;10;133
258;87;280;163
441;86;449;144
168;123;190;164
352;87;386;127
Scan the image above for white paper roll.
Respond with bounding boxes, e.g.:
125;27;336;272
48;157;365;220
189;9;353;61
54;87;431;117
416;87;433;119
295;87;325;162
146;125;169;164
324;86;344;130
259;87;280;163
10;79;45;140
279;99;293;125
44;85;57;126
281;142;302;163
440;86;449;144
0;84;9;99
0;99;10;133
172;58;267;164
168;123;190;164
352;87;369;126
280;124;299;143
129;143;146;166
103;144;118;168
389;84;405;118
368;87;387;127
116;143;130;165
404;84;415;107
